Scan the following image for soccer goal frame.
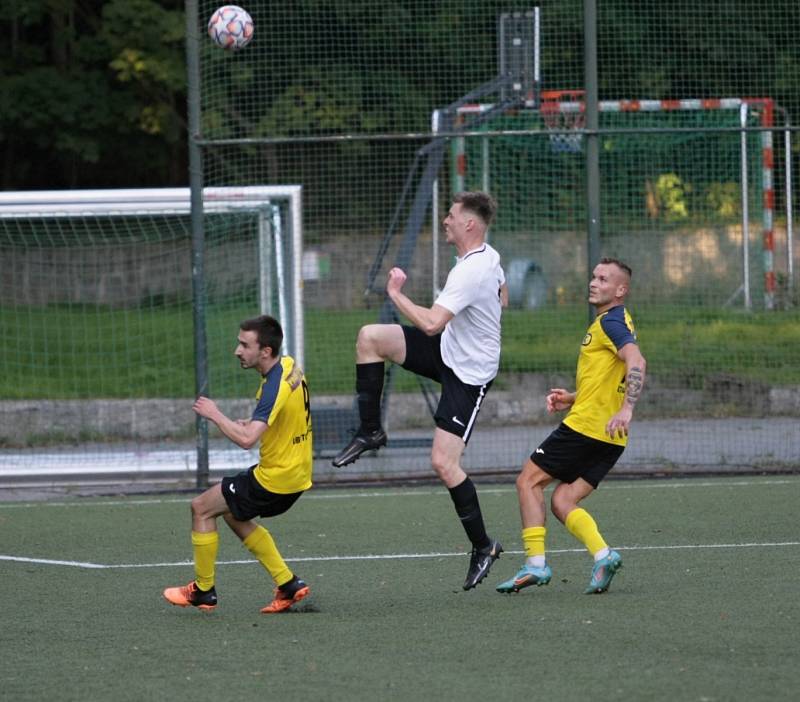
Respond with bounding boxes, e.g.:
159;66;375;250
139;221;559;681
0;185;305;362
442;96;791;311
0;185;303;487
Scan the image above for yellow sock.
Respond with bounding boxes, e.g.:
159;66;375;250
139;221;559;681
565;508;607;556
522;526;546;558
243;525;293;587
191;530;219;591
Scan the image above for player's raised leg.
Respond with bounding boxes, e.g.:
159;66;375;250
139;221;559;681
332;323;406;467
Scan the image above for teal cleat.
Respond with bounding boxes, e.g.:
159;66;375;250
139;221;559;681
496;564;552;593
584;550;623;594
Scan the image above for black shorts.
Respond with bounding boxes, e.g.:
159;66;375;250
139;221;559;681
531;423;624;489
221;466;304;522
400;325;492;444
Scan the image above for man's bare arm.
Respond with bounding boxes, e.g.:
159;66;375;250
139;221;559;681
386;267;453;335
193;396;267;449
605;344;647;439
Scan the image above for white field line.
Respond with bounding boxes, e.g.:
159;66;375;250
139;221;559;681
0;477;798;510
2;541;799;570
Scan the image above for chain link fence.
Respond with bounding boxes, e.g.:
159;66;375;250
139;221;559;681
1;1;798;485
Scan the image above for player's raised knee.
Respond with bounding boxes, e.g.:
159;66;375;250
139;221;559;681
355;324;383;356
356;323;405;363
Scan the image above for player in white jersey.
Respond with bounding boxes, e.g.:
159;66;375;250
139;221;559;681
333;191;508;590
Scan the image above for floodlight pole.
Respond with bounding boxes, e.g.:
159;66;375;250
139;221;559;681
584;0;601;323
186;0;210;488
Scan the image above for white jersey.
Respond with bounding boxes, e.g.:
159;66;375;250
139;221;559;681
434;242;505;385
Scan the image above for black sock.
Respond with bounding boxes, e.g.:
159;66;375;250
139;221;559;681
279;575;299;593
356;362;385;433
448;477;491;550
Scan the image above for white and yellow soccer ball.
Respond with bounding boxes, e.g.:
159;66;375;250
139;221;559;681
207;6;254;50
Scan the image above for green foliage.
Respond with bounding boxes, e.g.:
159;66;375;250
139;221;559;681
258;68;381;136
0;0;186;188
653;173;691;221
705;182;740;218
4;0;800;189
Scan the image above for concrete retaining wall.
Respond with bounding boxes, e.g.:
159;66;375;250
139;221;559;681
2;379;798;447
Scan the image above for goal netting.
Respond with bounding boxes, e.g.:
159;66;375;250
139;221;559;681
0;187;301;484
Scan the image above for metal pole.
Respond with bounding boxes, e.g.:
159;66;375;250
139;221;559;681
272;205;289;355
186;0;209;488
785;117;794;294
740;103;751;310
258;210;273;315
431;110;440;299
453;135;465;194
291;187;305;368
533;7;541;104
584;0;601;323
482;137;490;196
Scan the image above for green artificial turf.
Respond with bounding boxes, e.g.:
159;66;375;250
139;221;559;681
2;476;799;700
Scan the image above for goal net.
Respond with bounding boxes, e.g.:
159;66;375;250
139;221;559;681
453;96;774;309
0;187;302;485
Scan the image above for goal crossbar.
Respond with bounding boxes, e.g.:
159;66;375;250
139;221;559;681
0;185;305;365
449;97;780;310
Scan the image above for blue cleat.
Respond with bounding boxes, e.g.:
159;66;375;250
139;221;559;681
584;550;623;594
496;563;552;593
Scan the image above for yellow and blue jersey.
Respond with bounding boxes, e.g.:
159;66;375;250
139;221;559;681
251;356;313;493
563;305;637;447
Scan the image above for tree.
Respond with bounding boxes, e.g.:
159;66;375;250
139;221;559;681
0;0;186;189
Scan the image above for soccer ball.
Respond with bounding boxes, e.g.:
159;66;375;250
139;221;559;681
208;6;254;50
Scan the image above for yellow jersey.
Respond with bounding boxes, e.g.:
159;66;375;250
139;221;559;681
251;356;313;493
563;305;637;447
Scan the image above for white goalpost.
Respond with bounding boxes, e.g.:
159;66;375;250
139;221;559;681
0;185;304;485
443;95;790;311
0;185;304;362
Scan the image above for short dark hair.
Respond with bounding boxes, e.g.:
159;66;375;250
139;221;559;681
240;315;283;357
453;191;498;227
599;256;632;279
